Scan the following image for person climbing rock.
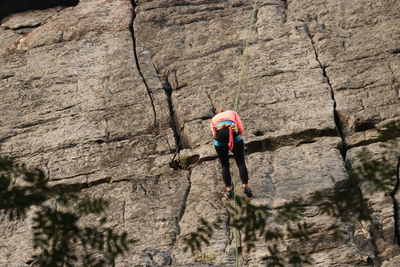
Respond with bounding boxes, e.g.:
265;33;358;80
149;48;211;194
210;109;253;198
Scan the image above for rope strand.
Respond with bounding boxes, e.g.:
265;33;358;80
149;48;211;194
233;0;258;111
231;1;258;266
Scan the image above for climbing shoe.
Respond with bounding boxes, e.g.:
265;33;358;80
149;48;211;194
226;185;234;199
244;186;253;198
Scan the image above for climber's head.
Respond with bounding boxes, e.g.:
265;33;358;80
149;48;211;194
218;108;225;113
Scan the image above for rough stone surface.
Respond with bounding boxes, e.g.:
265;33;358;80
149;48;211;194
347;140;400;265
1;0;400;266
0;215;34;267
1;7;64;30
135;0;337;150
288;0;400;147
172;161;232;266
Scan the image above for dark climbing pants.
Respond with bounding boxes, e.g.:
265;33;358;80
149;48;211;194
215;140;249;187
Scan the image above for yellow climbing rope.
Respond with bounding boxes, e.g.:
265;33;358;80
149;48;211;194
231;1;258;266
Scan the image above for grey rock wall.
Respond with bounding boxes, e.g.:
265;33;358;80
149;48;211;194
0;0;399;266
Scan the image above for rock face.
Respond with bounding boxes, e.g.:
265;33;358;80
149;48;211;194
0;0;399;266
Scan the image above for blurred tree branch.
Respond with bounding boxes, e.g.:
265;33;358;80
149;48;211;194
0;155;135;266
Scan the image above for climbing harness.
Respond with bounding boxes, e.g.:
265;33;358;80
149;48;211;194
230;0;259;266
211;120;238;151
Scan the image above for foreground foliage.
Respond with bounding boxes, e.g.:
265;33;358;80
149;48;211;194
184;122;400;266
0;156;134;266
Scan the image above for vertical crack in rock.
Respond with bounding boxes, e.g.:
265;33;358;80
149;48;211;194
44;159;51;178
205;89;217;115
104;116;110;141
129;0;158;129
270;176;276;191
139;183;148;196
120;200;126;224
306;22;400;259
172;171;192;246
368;230;381;266
224;206;242;265
253;4;259;35
388;63;400;100
152;64;182;153
388;64;395;78
388;63;396;83
347;223;380;266
304;24;347;162
389;157;400;247
281;0;288;23
303;23;387;262
104;77;112;141
224;207;234;263
224;211;232;253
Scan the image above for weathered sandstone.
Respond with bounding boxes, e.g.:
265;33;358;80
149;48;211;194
0;0;399;266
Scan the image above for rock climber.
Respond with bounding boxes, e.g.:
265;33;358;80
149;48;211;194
210;109;253;198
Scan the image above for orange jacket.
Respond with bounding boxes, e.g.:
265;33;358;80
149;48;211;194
210;110;244;137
